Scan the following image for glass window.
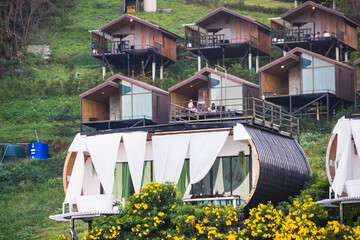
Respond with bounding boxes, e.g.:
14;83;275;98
177;160;190;197
133;84;150;94
122;81;132;95
302;69;313;94
113;162;134;201
211;74;221;88
141;161;153;187
121;95;132;119
302;54;312;69
133;93;152;118
314;67;335;93
314;57;333;68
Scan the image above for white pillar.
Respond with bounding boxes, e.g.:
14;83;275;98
283;51;286;56
344;52;349;62
160;65;163;80
102;66;106;79
332;1;336;10
198;56;201;72
336;47;340;61
248;53;252;70
152;62;156;82
294;0;298;7
256;55;259;73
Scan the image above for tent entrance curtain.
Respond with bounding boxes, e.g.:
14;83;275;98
113;162;134;201
64;151;85;204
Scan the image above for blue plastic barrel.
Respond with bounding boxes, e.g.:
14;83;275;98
28;142;48;159
1;144;25;161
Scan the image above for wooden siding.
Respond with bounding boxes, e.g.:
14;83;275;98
171;92;191;108
82;98;109;122
338;17;345;35
185;27;199;48
271;21;284;38
235;19;241;42
149;29;154;47
329;14;337;35
321;11;327;33
91;33;107;54
345;23;357;50
258;28;271;55
154;30;163;45
141;24;146;49
328;134;337;182
152;92;169;124
334;65;354;102
250;23;257;41
244;22;250;42
261;72;288;96
63;151;77;193
356;65;360;91
162;35;177;62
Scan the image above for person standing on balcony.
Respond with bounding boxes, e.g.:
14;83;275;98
188;99;198;112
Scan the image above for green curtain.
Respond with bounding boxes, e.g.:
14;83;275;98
141;161;153;187
232;154;250;198
177;160;189;197
113;162;132;201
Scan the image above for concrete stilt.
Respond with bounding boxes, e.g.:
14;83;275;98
256;55;259;73
294;0;298;7
336;47;340;61
102;66;106;79
152;62;156;82
283;51;286;56
198;56;201;71
344;52;348;62
248;53;252;70
160;65;163;80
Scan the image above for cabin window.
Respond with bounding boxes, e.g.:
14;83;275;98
301;54;335;94
141;161;154;187
210;73;243;111
177;159;190;197
113;162;135;200
191;155;250;199
121;80;152;120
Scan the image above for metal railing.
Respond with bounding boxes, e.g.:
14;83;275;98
271;28;338;43
263;88;336;97
82;113;151;122
91;41;162;55
185;34;256;49
183;196;243;208
169;97;299;138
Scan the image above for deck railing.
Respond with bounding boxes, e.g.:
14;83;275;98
91;41;162;55
271;28;339;43
185;34;256;48
169;97;299;138
82;113;151;122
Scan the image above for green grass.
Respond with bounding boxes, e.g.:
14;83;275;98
244;0;293;9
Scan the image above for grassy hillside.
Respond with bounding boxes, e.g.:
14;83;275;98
0;0;358;239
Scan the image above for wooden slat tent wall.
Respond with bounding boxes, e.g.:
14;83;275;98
243;125;310;210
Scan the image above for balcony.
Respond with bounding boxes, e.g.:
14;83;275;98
185;34;257;49
169;97;299;138
91;40;162;56
271;28;341;44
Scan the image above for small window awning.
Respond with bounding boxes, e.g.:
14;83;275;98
258;54;299;75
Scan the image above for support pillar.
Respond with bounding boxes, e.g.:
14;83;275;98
152;62;156;82
102;66;106;80
294;0;298;7
333;1;336;10
344;52;348;62
340;202;343;225
336;47;340;61
256;55;259;73
127;54;130;77
248;53;252;70
222;47;225;66
198;56;201;72
327;93;329;122
160;65;163;80
283;51;286;56
160;57;163;80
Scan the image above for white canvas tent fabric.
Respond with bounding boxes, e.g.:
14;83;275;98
331;118;360;196
123;132;147;193
185;131;230;196
152;134;191;183
85;133;122;195
332;136;352;196
233;123;250;141
64;150;85;203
